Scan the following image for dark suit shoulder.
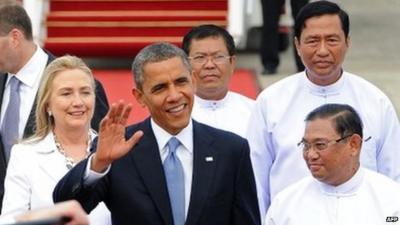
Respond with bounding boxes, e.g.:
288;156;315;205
125;118;151;135
91;79;109;131
193;120;250;160
193;120;247;144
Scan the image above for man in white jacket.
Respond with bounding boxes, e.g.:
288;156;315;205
246;1;400;221
182;24;255;138
266;103;400;225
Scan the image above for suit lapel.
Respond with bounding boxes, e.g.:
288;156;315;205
23;99;37;138
186;121;216;225
0;73;8;200
36;133;68;182
132;119;174;225
37;149;67;182
0;73;7;109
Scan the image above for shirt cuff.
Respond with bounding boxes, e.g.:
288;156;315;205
83;154;111;185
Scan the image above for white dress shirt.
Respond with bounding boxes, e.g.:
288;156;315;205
0;45;48;138
86;119;194;218
246;71;400;221
151;119;193;218
2;131;111;225
192;91;255;138
266;168;400;225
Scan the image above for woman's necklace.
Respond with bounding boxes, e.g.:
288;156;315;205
53;132;91;170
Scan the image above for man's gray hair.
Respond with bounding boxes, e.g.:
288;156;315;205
132;42;192;90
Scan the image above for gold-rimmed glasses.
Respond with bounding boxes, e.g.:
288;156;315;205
188;54;231;65
298;134;353;152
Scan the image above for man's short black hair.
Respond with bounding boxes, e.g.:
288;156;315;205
182;24;236;56
294;1;349;40
305;104;363;139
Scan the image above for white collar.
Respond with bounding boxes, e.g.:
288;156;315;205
317;167;364;197
302;70;346;96
9;45;48;88
194;92;230;109
151;118;193;155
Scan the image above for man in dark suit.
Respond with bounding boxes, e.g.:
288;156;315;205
0;4;109;210
53;42;260;225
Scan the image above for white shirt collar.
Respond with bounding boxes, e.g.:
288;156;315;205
317;167;364;196
10;45;48;88
150;118;193;155
303;70;346;96
194;92;230;109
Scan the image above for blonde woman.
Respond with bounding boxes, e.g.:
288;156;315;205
1;55;111;225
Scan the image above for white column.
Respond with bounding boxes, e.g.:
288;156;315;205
227;0;246;47
23;0;45;43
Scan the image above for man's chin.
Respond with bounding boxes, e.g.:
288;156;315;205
167;119;191;134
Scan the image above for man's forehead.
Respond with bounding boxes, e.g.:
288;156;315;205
142;59;190;81
190;36;228;52
192;35;224;44
302;14;343;32
143;56;178;66
143;56;186;70
305;118;336;135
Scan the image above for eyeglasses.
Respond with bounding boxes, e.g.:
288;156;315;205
188;54;231;65
298;134;353;152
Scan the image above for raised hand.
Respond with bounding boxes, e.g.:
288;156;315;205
91;100;143;172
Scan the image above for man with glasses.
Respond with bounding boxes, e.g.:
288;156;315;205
246;1;400;220
265;104;400;225
182;24;255;138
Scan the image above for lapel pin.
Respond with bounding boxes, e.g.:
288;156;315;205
205;156;213;162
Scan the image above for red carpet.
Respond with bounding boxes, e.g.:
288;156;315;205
93;69;260;124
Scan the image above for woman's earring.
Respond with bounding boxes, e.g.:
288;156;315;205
47;111;52;117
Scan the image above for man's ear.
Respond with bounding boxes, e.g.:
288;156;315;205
346;36;351;47
189;70;197;92
9;28;23;48
349;134;362;156
132;88;146;108
229;55;237;77
294;37;301;57
230;54;237;67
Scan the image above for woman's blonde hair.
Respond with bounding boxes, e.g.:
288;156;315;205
28;55;96;142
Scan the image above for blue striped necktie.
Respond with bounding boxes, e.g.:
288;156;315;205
163;137;185;225
1;76;21;161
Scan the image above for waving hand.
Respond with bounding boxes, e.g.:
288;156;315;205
91;100;143;172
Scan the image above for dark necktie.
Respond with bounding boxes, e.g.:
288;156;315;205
1;76;21;161
163;137;185;225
